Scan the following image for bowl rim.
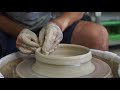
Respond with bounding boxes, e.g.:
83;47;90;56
35;44;92;60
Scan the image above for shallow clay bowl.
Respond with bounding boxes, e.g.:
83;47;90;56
16;44;112;78
35;44;92;66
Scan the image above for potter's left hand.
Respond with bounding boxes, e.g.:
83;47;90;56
39;23;63;55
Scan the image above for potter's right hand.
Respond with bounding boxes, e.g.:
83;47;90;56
16;29;39;54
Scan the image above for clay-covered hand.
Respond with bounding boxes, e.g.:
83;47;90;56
16;29;39;54
39;23;63;55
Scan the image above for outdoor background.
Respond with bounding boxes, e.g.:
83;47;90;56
89;12;120;55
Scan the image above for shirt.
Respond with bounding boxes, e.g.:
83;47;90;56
5;12;62;31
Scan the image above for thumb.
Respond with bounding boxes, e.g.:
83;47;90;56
39;28;46;47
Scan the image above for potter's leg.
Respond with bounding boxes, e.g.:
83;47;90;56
0;31;7;58
71;21;109;51
0;31;18;58
61;15;91;44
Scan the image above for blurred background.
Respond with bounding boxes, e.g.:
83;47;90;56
88;12;120;55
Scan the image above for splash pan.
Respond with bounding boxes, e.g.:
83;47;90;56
16;57;112;78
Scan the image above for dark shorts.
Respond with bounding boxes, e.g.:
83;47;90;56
61;15;91;44
0;32;18;58
0;15;91;58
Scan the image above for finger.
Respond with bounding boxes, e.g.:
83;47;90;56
22;34;39;47
18;47;33;54
41;50;49;55
21;44;38;52
21;29;39;43
45;41;59;54
30;33;39;43
46;33;63;54
50;34;63;51
41;39;59;55
45;29;57;48
41;32;56;54
39;28;46;46
16;38;22;48
16;37;39;52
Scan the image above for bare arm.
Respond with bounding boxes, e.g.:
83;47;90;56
51;12;85;31
0;15;24;38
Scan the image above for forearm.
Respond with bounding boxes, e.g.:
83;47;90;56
51;12;85;31
0;15;24;38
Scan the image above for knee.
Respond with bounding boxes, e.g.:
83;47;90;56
71;21;109;51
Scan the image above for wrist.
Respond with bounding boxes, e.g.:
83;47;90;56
50;18;70;32
19;28;29;33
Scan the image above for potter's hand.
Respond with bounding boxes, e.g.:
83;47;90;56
16;29;39;54
39;23;63;55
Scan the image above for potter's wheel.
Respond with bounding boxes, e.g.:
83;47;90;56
16;57;112;78
1;44;117;78
16;44;112;78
